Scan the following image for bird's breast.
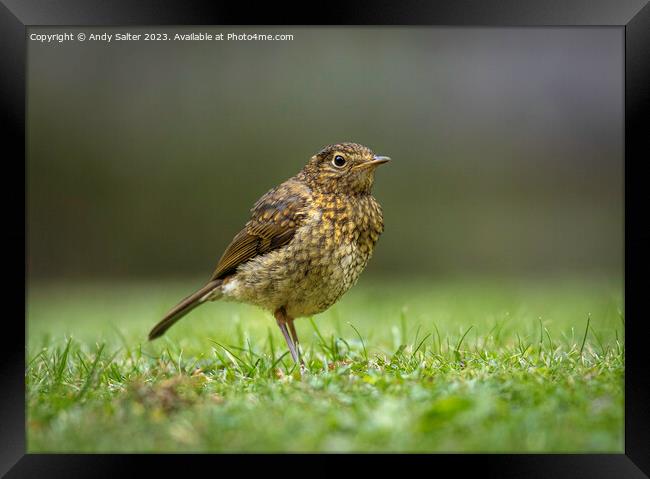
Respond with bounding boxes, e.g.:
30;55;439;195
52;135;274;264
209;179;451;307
296;194;384;301
225;192;384;318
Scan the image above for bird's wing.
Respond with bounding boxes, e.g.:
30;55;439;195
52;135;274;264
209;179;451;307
209;179;310;280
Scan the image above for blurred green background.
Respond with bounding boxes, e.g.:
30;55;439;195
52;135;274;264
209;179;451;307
27;27;623;281
26;26;624;453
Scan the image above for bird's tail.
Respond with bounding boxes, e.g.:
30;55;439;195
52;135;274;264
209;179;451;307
148;279;223;340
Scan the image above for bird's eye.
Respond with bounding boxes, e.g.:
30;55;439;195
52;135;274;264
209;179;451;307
332;155;346;168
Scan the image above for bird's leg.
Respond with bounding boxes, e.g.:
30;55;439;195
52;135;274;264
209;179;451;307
287;319;305;367
274;308;300;365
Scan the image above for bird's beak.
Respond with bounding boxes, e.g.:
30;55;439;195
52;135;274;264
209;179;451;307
355;155;391;169
372;155;391;165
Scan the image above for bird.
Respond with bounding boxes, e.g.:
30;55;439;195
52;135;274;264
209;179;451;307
148;142;390;365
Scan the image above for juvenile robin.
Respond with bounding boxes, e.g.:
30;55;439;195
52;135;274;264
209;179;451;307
148;142;390;365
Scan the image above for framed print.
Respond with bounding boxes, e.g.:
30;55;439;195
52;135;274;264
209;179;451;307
3;0;649;476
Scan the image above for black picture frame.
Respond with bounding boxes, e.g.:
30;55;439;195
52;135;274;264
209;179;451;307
3;0;648;476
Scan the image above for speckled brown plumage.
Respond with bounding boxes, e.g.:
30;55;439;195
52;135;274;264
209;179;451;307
148;142;389;365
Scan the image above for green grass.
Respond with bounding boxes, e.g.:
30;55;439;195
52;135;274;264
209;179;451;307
27;276;624;452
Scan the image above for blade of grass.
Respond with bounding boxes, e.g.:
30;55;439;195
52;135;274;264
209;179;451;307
269;350;290;373
54;337;73;385
412;333;432;358
77;343;105;400
579;315;591;358
348;322;368;362
455;326;474;353
267;327;276;364
432;322;442;355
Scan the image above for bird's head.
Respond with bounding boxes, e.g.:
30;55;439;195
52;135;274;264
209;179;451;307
302;142;390;195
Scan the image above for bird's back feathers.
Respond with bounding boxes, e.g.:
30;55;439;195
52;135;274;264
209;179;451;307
209;178;310;280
